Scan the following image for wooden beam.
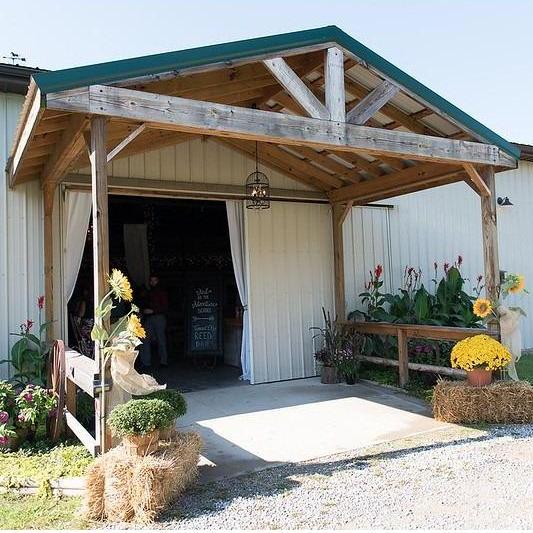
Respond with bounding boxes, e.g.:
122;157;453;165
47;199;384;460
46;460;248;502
40;115;88;187
329;162;462;203
332;203;346;320
7;82;44;186
47;85;517;169
64;173;328;202
107;123;146;162
324;47;345;122
43;183;55;328
346;80;400;125
263;57;330;119
480;166;500;314
463;163;491;197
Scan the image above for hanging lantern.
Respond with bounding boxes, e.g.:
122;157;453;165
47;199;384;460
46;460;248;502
246;141;270;210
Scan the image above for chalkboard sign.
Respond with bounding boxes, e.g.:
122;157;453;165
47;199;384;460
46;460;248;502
187;279;223;356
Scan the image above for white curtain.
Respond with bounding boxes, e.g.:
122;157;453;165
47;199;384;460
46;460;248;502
123;224;150;289
226;200;251;381
64;190;92;302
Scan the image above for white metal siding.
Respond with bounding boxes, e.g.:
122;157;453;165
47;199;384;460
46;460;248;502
0;93;44;379
344;165;533;347
102;137;314;191
246;202;334;384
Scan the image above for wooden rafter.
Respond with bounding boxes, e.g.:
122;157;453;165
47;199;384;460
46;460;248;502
329;162;463;203
107;123;147;162
346;80;400;125
263;57;329;119
463;163;491;197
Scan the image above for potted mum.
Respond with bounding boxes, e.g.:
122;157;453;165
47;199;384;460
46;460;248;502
108;398;175;456
451;334;511;386
137;389;187;440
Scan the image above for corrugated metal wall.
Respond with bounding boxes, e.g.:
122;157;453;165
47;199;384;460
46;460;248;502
344;163;533;347
104;137;313;191
0;93;44;379
245;202;334;384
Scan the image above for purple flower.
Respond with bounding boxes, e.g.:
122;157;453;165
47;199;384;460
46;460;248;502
23;393;33;402
17;413;25;422
0;411;8;424
0;436;8;445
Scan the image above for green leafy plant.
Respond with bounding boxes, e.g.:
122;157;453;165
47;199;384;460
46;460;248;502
1;296;52;386
137;389;187;419
108;399;175;437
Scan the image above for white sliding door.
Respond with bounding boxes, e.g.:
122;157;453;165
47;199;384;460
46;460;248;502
245;202;334;384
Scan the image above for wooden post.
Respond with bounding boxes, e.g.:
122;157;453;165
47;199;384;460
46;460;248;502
324;47;345;122
480;166;500;336
43;183;55;329
397;328;409;387
332;203;347;320
89;116;129;452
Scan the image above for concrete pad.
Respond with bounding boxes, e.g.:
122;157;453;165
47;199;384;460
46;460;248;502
178;377;449;482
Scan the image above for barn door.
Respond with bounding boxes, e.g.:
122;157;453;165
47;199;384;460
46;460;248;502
343;205;393;317
245;202;334;384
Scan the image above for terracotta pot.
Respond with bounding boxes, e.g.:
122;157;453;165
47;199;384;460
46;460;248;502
0;428;28;451
122;429;160;456
467;368;492;387
159;421;177;441
321;366;339;384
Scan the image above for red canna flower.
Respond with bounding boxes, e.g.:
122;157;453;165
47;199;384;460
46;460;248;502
20;320;34;334
477;274;483;283
444;262;450;273
37;295;45;309
374;264;383;279
457;255;463;267
433;262;438;271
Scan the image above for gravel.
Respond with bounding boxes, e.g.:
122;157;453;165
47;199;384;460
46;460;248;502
108;424;533;530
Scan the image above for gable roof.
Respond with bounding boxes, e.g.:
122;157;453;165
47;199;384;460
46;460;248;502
31;25;519;160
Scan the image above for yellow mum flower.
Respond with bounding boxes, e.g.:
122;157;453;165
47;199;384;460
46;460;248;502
127;313;146;339
108;269;133;302
451;334;511;371
509;275;525;294
473;298;493;319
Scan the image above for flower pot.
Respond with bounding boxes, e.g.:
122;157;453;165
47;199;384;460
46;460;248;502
345;375;357;385
159;421;177;441
122;429;160;456
467;368;492;387
0;427;28;451
321;366;339;384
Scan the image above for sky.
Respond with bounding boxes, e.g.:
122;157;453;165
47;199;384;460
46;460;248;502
1;0;532;144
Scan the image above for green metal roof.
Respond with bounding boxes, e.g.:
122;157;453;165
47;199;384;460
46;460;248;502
32;25;519;160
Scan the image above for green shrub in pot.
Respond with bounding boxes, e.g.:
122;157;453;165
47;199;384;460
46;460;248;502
138;389;187;419
108;399;174;437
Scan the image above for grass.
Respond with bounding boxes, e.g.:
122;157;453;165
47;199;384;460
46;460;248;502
0;439;93;495
0;493;88;530
517;352;533;383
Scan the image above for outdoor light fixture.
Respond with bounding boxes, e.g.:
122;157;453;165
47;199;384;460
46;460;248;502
497;196;513;206
245;140;270;210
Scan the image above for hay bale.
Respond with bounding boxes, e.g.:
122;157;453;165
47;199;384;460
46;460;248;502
84;431;202;524
433;380;533;424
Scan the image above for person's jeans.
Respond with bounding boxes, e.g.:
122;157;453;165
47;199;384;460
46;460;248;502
140;314;168;366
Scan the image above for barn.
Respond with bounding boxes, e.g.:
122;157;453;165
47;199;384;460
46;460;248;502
1;26;524;398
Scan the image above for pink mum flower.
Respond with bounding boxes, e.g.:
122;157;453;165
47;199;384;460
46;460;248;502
0;411;8;424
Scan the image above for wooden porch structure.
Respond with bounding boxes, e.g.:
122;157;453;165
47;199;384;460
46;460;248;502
6;27;518;452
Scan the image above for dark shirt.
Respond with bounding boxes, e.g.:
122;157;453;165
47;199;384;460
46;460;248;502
147;286;168;315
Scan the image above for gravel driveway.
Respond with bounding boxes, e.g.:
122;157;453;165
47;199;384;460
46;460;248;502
109;424;533;530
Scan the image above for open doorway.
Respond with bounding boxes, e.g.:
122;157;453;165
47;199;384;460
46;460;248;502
68;196;246;392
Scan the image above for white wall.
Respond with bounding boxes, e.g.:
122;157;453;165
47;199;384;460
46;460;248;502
246;202;334;384
344;162;533;347
0;93;44;379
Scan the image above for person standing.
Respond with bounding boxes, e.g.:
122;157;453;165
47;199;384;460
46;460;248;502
140;274;169;368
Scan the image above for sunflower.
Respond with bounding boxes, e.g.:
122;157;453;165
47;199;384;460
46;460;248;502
108;269;133;302
473;298;493;319
127;313;146;339
508;275;525;294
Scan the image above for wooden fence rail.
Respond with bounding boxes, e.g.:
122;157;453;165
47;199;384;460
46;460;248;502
338;321;498;386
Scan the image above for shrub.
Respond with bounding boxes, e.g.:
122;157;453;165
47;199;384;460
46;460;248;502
108;399;174;437
138;389;187;419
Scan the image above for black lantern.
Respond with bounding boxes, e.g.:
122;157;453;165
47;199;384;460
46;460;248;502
246;141;270;210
